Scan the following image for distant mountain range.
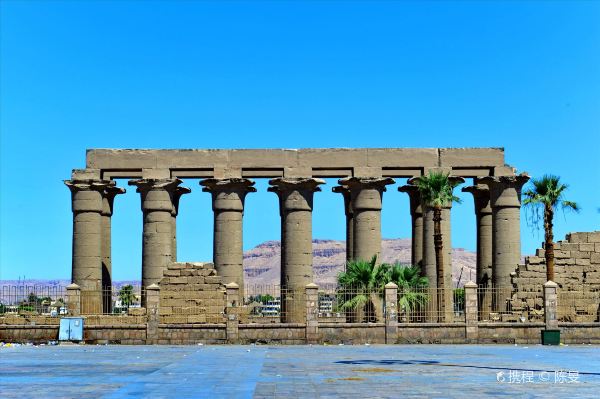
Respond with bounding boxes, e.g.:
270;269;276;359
0;238;476;289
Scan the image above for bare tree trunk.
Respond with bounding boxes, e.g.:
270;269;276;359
545;205;555;282
433;205;444;323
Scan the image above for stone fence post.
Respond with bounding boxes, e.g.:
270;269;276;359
464;281;478;343
226;282;240;344
384;282;398;344
146;283;160;344
305;283;319;344
543;281;559;330
66;283;81;316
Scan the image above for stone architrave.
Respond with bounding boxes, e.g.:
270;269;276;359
100;185;126;313
129;178;185;289
398;185;424;267
65;179;117;314
201;178;255;293
269;177;324;323
333;185;354;263
170;186;191;262
338;177;395;263
480;174;530;289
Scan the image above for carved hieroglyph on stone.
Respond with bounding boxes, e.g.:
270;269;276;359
201;178;256;295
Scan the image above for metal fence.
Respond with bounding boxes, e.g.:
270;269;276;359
0;286;67;316
317;285;385;323
557;290;600;323
80;286;144;315
397;287;464;323
244;285;306;323
477;286;545;323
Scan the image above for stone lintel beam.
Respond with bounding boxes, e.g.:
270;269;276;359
128;178;185;289
478;173;530;289
200;178;256;291
338;177;394;263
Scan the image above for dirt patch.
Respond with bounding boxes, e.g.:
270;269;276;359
352;368;396;373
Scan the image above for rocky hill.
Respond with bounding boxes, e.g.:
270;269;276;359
1;239;477;289
244;238;476;287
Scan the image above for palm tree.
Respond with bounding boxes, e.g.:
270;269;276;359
412;171;462;321
118;285;137;308
523;175;579;282
386;264;429;320
336;256;388;322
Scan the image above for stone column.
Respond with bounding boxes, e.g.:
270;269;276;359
338;177;394;263
333;186;353;263
464;281;479;343
462;183;493;318
145;283;160;344
65;179;115;313
269;178;324;323
66;283;81;316
170;186;191;262
100;186;126;313
480;174;530;288
305;283;319;344
129;178;184;289
201;178;255;294
384;282;398;344
543;281;559;331
225;282;240;344
398;185;423;267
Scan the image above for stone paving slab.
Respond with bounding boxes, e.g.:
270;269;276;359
1;345;599;398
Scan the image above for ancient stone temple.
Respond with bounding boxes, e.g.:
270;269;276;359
65;148;528;317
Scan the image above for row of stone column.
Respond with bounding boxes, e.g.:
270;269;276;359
66;173;528;317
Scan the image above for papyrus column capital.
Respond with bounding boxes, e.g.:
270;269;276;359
479;173;530;208
201;178;256;212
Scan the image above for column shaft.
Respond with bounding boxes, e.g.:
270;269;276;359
100;186;125;313
339;177;394;263
480;174;530;289
399;185;423;267
269;178;324;323
170;186;191;262
201;178;255;295
333;186;353;263
129;178;184;289
65;179;116;314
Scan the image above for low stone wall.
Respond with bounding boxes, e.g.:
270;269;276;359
477;323;545;344
0;325;58;343
397;323;466;344
156;324;226;344
559;323;600;344
319;323;386;344
239;324;305;344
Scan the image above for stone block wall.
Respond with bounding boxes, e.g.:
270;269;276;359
511;231;600;322
158;262;227;324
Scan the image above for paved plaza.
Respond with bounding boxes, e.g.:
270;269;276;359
1;344;599;398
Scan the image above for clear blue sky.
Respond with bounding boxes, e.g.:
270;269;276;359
1;1;598;281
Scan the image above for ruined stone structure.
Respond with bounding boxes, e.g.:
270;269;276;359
510;232;600;322
65;148;527;318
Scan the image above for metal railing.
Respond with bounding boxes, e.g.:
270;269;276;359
0;286;67;317
317;285;385;323
397;287;464;323
80;286;144;315
243;285;306;323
